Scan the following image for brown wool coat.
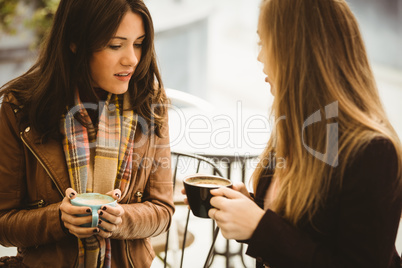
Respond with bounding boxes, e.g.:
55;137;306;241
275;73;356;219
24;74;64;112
0;94;175;268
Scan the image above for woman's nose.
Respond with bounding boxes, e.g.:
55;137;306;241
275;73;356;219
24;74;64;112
121;47;139;67
257;50;263;63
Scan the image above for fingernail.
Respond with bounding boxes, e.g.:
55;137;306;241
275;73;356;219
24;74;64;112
115;193;120;199
98;220;102;225
86;209;91;213
99;211;103;216
102;206;107;211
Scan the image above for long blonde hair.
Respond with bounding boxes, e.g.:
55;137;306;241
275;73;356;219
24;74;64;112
254;0;402;225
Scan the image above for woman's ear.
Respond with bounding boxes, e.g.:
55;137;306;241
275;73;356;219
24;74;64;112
70;43;77;53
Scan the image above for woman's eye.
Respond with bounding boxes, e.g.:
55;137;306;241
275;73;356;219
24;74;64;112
108;45;121;50
134;43;143;49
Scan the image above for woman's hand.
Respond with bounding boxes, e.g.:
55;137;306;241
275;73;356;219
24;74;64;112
59;188;125;239
97;189;125;239
60;188;97;238
231;182;252;199
208;187;264;240
181;187;189;207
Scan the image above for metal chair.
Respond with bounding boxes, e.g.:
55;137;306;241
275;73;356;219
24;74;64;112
199;154;258;268
151;151;224;268
165;88;214;111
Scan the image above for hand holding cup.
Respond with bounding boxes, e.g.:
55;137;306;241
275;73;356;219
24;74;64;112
60;188;124;239
208;187;265;240
183;174;232;218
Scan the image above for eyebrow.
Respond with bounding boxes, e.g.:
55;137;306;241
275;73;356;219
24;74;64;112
111;34;146;41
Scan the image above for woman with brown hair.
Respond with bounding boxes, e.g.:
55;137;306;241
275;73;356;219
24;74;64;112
207;0;402;267
0;0;174;267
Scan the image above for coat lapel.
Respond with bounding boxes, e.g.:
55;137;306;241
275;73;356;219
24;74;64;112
21;121;150;200
21;127;70;197
119;126;149;203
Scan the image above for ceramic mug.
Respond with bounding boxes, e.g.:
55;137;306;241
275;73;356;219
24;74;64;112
70;193;117;227
183;174;232;218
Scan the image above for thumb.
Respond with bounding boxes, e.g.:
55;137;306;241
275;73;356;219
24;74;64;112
106;189;122;201
211;187;243;199
65;188;77;200
232;182;249;197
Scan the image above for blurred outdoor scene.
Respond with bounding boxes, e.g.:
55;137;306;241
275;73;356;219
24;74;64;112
0;0;401;267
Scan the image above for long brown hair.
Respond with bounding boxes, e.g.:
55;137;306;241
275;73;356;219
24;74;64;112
0;0;166;137
254;0;402;225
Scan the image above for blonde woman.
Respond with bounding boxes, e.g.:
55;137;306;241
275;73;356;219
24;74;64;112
207;0;402;267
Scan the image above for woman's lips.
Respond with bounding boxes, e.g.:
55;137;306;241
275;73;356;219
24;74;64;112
265;76;275;95
114;73;132;82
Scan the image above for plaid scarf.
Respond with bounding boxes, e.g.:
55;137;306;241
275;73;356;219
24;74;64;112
61;91;137;268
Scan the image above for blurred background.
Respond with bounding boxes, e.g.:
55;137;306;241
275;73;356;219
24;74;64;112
1;0;401;135
0;0;401;267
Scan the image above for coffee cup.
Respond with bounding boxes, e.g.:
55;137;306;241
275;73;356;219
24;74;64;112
183;174;232;218
70;193;117;227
